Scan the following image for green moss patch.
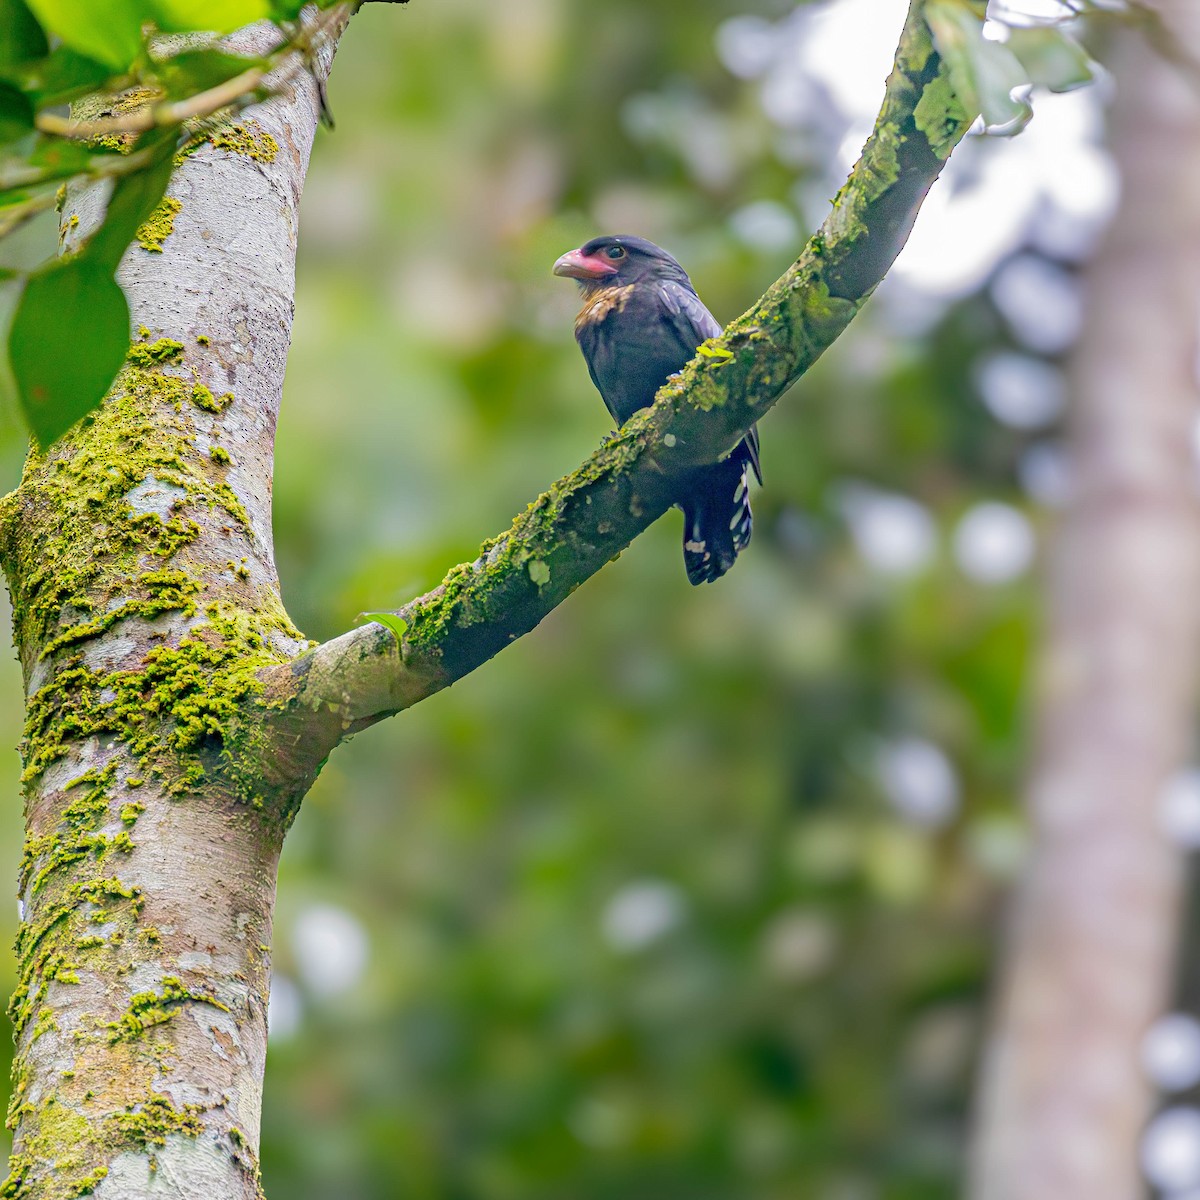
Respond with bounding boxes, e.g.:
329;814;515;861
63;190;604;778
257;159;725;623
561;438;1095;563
19;765;133;899
0;1096;105;1199
208;121;278;164
190;384;233;414
110;1092;205;1146
134;198;182;254
105;977;229;1045
914;63;971;159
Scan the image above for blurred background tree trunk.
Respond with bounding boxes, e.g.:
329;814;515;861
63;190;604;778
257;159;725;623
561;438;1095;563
968;4;1200;1197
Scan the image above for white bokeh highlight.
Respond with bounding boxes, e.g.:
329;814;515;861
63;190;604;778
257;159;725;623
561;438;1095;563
290;903;370;999
602;880;686;952
976;352;1066;429
268;973;303;1042
876;737;960;827
714;15;778;80
991;255;1084;354
729;200;801;251
838;484;937;576
1144;1014;1200;1093
1160;770;1200;849
953;502;1035;584
1143;1107;1200;1193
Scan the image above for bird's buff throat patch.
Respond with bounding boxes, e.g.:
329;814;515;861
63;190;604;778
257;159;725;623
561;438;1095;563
574;283;636;334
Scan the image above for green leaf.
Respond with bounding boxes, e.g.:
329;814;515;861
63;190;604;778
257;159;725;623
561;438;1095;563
29;133;104;174
86;132;177;270
267;0;308;19
9;256;130;447
926;0;1032;133
24;0;145;72
0;271;27;416
0;193;48;240
360;612;408;645
0;0;48;67
1005;26;1094;93
0;82;32;144
155;48;265;99
4;130;178;446
148;0;268;32
2;46;113;107
973;42;1032;131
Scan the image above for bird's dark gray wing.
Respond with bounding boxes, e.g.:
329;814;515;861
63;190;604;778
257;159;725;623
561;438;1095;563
656;279;722;347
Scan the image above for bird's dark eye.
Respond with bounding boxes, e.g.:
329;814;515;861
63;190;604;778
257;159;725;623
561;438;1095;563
605;246;625;260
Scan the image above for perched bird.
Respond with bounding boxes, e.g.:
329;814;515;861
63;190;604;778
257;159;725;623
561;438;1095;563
554;234;761;585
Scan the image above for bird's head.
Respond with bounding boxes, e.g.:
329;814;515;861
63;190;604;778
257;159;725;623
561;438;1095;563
553;235;688;292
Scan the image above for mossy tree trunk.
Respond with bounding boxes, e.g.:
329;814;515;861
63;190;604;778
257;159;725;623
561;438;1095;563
0;23;328;1200
0;3;969;1196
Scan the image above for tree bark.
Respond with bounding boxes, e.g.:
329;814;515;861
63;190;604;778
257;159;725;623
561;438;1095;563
968;5;1200;1198
0;19;337;1200
0;2;973;1195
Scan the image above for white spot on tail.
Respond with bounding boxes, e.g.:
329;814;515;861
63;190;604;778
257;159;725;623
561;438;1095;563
731;465;753;550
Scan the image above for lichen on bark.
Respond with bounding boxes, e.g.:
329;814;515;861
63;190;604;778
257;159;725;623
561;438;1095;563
0;326;301;1197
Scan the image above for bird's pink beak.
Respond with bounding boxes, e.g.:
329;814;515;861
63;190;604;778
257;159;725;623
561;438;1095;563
553;248;619;280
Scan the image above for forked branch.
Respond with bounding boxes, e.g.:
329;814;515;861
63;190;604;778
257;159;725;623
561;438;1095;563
256;0;974;785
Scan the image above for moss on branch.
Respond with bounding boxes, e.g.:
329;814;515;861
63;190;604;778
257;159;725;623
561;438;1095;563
260;0;973;772
104;977;230;1045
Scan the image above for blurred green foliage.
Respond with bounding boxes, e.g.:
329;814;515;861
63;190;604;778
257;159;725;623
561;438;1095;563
0;0;1061;1195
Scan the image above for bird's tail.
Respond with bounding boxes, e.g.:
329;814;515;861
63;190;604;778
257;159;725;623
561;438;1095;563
681;451;754;586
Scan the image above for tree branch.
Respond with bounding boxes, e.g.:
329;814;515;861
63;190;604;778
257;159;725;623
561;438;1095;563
256;0;972;786
32;6;351;140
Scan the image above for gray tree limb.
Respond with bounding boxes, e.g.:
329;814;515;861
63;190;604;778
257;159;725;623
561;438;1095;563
256;0;972;789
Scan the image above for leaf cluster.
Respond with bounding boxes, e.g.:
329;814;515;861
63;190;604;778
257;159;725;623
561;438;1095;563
0;0;343;447
926;0;1096;135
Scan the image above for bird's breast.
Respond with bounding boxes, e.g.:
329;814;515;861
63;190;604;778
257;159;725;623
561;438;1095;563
574;283;636;336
